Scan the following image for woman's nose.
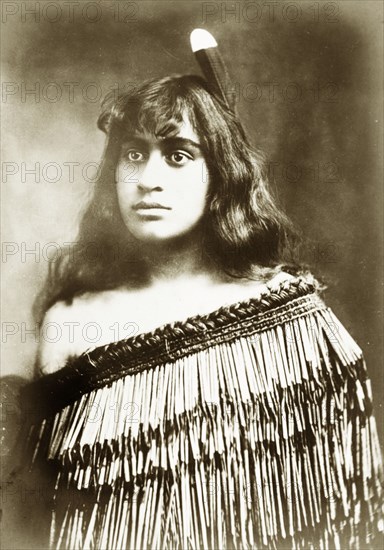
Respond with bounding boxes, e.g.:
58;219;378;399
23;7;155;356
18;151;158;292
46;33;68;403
138;152;164;192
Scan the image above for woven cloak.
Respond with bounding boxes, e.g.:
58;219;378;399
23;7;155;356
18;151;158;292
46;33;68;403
20;273;383;549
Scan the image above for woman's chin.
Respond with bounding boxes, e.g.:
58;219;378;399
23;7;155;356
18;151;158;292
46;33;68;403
126;222;202;245
128;229;191;244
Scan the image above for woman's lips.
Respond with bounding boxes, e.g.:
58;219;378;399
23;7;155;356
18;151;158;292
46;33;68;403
133;201;172;211
133;202;171;220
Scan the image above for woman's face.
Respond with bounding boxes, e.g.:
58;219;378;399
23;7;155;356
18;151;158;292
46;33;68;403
116;117;210;243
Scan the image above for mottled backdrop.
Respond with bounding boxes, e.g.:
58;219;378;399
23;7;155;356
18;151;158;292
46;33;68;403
1;1;383;440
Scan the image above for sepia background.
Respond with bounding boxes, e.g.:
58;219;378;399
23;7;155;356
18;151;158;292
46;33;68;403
1;1;383;443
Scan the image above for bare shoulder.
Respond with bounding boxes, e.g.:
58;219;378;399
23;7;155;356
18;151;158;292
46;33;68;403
37;289;139;376
37;300;76;376
269;270;296;286
216;269;296;306
241;269;296;290
37;292;111;375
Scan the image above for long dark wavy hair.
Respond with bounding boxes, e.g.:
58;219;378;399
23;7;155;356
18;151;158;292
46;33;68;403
34;74;300;323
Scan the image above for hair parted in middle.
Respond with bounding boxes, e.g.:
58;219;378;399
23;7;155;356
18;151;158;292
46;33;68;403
34;74;299;320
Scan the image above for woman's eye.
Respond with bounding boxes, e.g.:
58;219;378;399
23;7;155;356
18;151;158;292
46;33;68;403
123;150;145;162
167;151;192;166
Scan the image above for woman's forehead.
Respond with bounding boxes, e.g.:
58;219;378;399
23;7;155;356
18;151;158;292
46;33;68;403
126;114;200;144
172;118;199;142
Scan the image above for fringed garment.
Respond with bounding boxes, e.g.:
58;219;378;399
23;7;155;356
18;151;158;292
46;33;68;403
21;273;383;549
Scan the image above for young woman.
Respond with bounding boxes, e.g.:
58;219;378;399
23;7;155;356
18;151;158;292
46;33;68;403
18;72;382;548
35;74;298;374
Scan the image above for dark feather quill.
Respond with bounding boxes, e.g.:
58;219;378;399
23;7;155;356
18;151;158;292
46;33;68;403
190;29;237;112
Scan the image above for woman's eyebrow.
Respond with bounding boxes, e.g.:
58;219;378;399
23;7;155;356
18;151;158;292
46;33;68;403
121;135;202;151
121;136;148;147
161;137;202;150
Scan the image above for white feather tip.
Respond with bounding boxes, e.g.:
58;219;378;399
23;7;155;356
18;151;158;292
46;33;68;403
190;29;218;53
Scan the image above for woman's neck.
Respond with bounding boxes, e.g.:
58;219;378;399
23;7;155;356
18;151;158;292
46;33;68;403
139;232;220;287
